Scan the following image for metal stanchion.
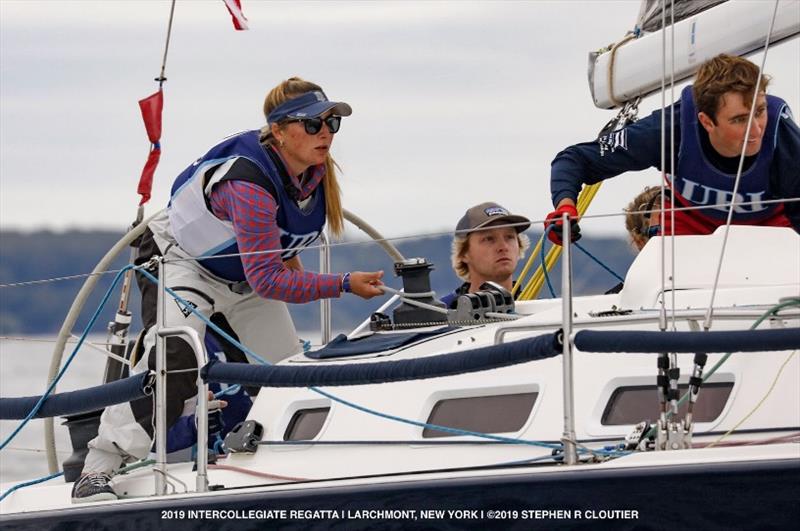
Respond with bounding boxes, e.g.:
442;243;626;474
319;232;332;345
560;214;578;465
154;258;168;495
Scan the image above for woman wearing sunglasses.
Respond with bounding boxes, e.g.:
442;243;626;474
73;77;384;503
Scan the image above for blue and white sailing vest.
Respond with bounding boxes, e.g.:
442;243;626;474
168;130;326;281
672;85;786;222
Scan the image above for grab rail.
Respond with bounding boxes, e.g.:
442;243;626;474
155;325;210;495
154;255;209;494
493;308;800;345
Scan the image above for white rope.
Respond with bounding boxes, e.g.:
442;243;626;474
379;286;448;314
379;286;435;299
485;312;520;321
68;334;130;366
703;0;781;332
606;32;639;108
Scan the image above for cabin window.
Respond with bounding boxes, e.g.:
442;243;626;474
601;382;734;425
284;407;330;441
422;392;538;438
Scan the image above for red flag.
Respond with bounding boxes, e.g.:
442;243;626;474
137;90;164;206
222;0;249;30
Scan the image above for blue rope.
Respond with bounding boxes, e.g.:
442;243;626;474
0;471;63;502
308;387;562;450
136;268;597;453
0;266;133;451
574;242;625;283
138;266;625;456
215;384;241;397
212;436;225;455
541;226;557;298
137;268;272;366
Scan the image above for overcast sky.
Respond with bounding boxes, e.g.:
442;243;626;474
1;0;798;242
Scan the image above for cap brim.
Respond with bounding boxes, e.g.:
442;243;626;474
287;101;352;119
473;215;531;233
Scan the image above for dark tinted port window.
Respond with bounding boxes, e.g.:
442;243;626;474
423;392;538;438
602;382;733;425
284;407;330;441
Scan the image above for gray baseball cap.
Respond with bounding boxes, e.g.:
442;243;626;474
455;202;531;235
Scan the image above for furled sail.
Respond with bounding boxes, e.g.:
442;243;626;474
635;0;726;34
589;0;800;109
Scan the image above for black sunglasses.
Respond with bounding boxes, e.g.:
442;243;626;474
284;115;341;135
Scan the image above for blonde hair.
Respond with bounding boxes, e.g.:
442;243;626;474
624;186;662;249
260;77;344;237
450;230;530;282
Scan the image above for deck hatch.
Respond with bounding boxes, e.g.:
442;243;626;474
422;392;538;438
601;382;734;425
283;407;330;441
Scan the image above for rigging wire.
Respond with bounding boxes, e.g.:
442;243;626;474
2;198;797;291
669;0;677;333
156;1;177;88
639;297;800;442
658;0;668;334
0;269;125;289
703;0;781;332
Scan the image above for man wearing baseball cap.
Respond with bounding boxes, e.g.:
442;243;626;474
441;202;530;308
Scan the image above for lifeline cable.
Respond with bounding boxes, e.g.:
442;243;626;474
135;267;592;453
0;266;134;451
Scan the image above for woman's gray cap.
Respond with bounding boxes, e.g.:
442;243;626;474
455;202;531;235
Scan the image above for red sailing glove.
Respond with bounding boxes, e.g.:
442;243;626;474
544;204;582;246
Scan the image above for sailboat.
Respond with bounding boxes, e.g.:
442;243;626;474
1;0;799;529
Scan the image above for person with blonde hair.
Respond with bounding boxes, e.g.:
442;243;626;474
441;202;530;308
73;77;384;502
625;186;663;251
546;53;800;242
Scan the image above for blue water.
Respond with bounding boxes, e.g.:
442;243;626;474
0;331;323;485
0;337;105;484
